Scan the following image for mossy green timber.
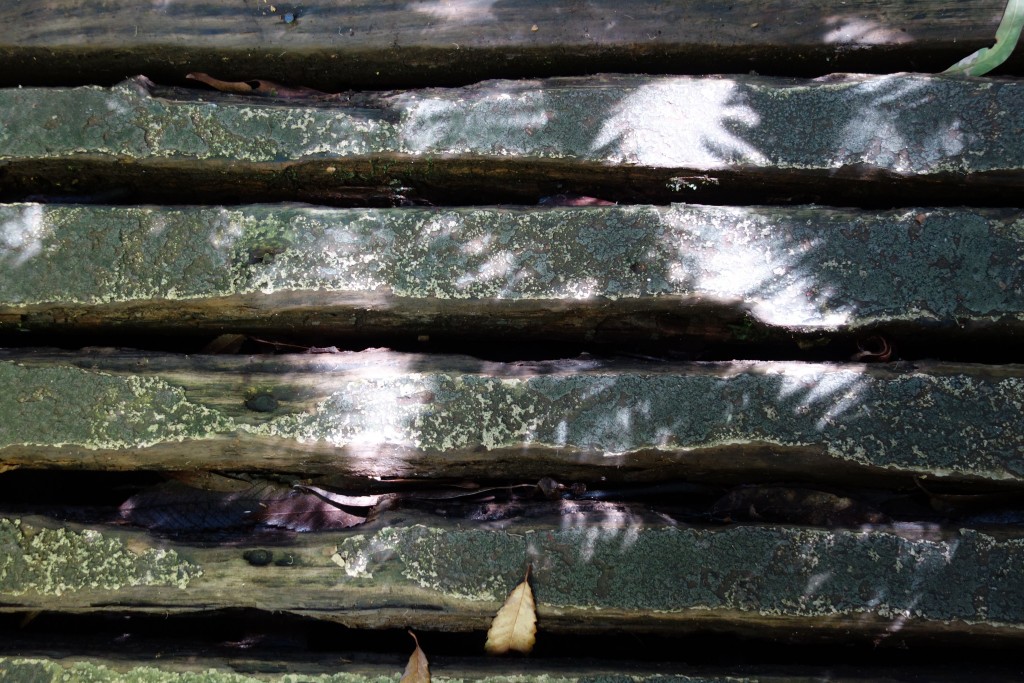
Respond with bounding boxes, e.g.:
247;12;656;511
0;351;1021;486
0;74;1021;205
0;0;1020;89
0;204;1022;340
1;513;1024;641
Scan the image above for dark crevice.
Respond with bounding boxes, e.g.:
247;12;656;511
0;44;1022;91
0;324;1022;365
2;157;1023;210
3;469;1024;535
2;610;1024;674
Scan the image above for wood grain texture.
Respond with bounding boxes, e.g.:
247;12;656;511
0;350;1022;488
0;1;1020;88
2;512;1024;642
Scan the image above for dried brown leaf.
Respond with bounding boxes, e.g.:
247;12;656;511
485;566;537;655
400;631;430;683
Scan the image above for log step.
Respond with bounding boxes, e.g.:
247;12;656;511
4;655;1016;683
1;74;1022;205
1;1;1021;88
2;511;1023;642
1;204;1022;344
0;350;1021;487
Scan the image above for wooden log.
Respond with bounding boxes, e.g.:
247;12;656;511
0;1;1020;89
5;656;1015;683
1;74;1022;205
0;655;1016;683
1;203;1022;342
2;512;1023;642
0;350;1022;487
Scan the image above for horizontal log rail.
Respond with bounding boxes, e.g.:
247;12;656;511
0;350;1021;487
0;204;1021;343
0;1;1021;88
1;74;1022;205
2;2;1023;676
2;512;1023;642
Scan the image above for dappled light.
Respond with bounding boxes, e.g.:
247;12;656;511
774;363;867;431
1;4;1024;675
0;204;46;268
410;0;499;24
591;79;768;168
835;77;958;172
822;16;913;45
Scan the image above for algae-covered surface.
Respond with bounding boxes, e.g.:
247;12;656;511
3;514;1023;633
0;355;1023;483
0;657;744;683
0;518;199;596
332;522;1024;627
0;74;1021;176
0;204;1021;333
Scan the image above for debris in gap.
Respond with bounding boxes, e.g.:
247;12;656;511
537;476;586;500
485;565;537;655
293;483;386;508
249;336;341;354
120;478;371;532
852;335;892;362
186;72;332;99
400;631;430;683
538;193;616;206
914;478;1024;522
201;333;247;354
711;486;889;527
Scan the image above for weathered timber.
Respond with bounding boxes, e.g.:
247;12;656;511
1;203;1022;342
2;74;1023;205
0;1;1021;89
1;657;1017;683
0;350;1022;486
2;512;1024;642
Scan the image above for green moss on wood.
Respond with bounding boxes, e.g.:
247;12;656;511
0;519;200;596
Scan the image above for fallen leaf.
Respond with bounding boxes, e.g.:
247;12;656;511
485;566;537;655
400;631;430;683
